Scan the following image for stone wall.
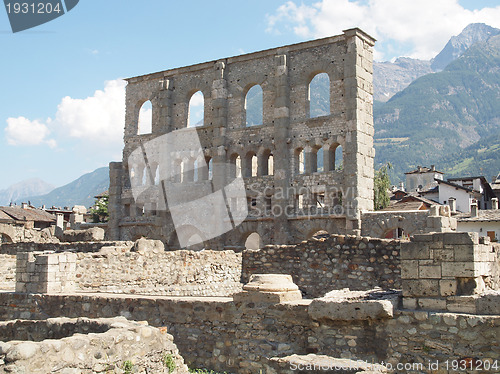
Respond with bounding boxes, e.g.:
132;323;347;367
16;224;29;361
0;241;132;255
401;232;500;312
0;254;15;291
16;252;76;294
74;247;243;296
0;293;498;374
242;235;401;298
0;317;189;374
361;205;456;239
0;223;57;244
110;28;376;249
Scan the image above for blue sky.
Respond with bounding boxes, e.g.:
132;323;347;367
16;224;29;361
1;0;500;190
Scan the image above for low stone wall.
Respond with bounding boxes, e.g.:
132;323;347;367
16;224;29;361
0;254;15;291
0;317;189;374
361;206;456;239
242;235;401;298
0;241;132;255
74;247;243;296
0;293;498;374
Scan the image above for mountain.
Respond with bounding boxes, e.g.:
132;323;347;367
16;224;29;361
0;178;54;206
374;33;500;182
374;23;500;102
431;23;500;71
16;167;109;208
374;58;432;102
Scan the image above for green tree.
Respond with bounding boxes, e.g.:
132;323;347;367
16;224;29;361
374;163;392;211
90;193;109;223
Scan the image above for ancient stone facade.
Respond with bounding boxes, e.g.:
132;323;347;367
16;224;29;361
108;28;376;249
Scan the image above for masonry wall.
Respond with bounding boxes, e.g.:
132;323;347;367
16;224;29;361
243;235;401;298
0;241;132;255
74;248;243;296
0;293;498;374
0;254;15;291
110;28;376;249
361;207;456;239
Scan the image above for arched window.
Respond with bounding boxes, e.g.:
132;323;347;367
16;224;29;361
208;158;213;180
0;233;13;243
138;100;152;135
235;155;242;178
245;232;261;250
296;148;305;175
173;159;182;183
193;159;200;182
251;155;258;177
245;85;263;127
267;153;274;176
154;165;160;185
188;91;204;127
309;73;330;118
335;145;343;170
317;148;324;172
326;144;343;171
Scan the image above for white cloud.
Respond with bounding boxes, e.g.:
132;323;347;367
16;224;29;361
5;79;126;153
267;0;500;60
54;79;126;143
5;117;55;147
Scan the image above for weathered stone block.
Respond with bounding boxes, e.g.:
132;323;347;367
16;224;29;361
402;279;439;297
402;297;417;310
401;243;430;260
418;298;447;311
401;260;419;279
432;249;454;262
453;245;475;261
419;265;441;279
439;279;457;296
443;232;478;245
441;262;476;277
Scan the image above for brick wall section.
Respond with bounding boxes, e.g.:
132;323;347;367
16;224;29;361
0;293;498;374
243;235;401;298
401;232;500;312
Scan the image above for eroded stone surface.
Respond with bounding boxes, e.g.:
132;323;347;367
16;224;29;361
308;289;397;321
0;317;189;374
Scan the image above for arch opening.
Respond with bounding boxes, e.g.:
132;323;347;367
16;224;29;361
188;91;204;127
138;100;152;135
0;233;13;244
309;73;330;118
296;148;305;175
245;232;261;250
245;85;263;127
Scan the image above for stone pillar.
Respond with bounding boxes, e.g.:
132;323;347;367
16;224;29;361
272;54;292;244
342;29;376;234
401;232;498;313
16;251;77;294
233;274;302;303
54;213;64;238
211;61;229;249
157;76;174;134
107;162;123;240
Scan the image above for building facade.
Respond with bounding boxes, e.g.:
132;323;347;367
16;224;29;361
108;29;376;249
